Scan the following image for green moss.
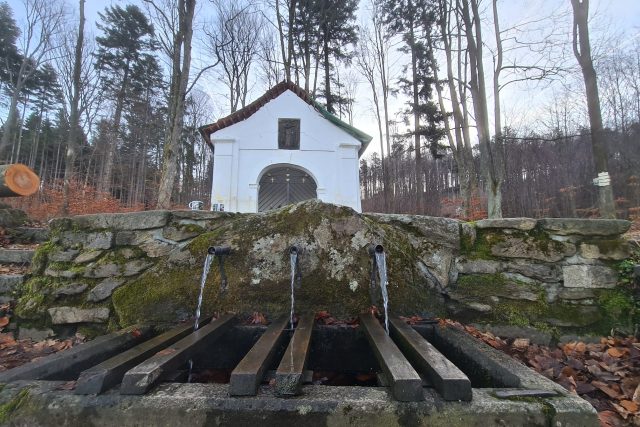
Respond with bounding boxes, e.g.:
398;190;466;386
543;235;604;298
0;388;30;424
462;229;503;260
596;288;635;328
29;241;56;275
179;223;205;233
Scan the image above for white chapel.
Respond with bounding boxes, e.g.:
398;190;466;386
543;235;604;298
199;81;372;213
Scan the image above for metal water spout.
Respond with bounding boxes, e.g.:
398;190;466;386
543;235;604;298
208;246;231;293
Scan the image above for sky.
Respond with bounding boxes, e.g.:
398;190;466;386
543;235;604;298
5;0;640;158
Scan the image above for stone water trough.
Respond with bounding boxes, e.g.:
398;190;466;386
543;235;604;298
0;313;597;426
1;200;630;425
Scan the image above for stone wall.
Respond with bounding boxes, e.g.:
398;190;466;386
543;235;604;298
14;201;634;337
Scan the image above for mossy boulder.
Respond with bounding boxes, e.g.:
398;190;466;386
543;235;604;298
112;201;453;326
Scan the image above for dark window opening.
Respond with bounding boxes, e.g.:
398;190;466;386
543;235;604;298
278;118;300;150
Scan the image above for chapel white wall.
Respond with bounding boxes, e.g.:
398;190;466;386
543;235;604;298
210;90;362;213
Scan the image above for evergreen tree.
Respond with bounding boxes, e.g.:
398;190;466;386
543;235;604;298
94;4;159;195
0;2;20;91
381;0;444;212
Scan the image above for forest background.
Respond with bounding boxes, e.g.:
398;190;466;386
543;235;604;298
0;0;639;222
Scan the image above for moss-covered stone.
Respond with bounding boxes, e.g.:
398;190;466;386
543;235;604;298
0;388;30;424
112;201;447;326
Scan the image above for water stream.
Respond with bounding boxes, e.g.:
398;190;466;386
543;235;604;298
188;253;215;382
194;253;214;331
374;251;390;335
289;250;297;329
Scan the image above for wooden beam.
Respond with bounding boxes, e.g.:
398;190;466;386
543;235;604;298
75;317;213;395
120;314;236;395
389;316;471;401
359;313;423;402
0;164;40;197
0;325;152;383
230;317;289;396
275;315;314;396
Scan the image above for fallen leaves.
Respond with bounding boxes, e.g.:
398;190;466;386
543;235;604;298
0;332;84;372
440;318;640;426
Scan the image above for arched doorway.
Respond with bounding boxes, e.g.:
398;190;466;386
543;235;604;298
258;165;317;212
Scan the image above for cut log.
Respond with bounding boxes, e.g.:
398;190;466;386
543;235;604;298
0;164;40;197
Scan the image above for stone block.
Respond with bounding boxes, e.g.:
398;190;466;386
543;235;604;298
539;218;631;236
503;261;560;282
456;259;502;275
61;231;113;250
12;227;49;243
171;210;228;221
163;225;201;242
18;327;55;341
491;236;576;262
53;283;88;298
49;249;79;262
466;302;492;312
74;250;104;264
0;208;28;227
140;240;173;258
579;240;630;260
475;218;537;231
0;249;34;264
123;260;153;276
367;213;461;249
562;265;617;288
0;274;24;293
83;263;120;278
87;278;125;302
44;267;79;279
48;306;110;324
545;306;601;327
557;287;596;300
115;231;136;246
61;210;171;231
460;223;476;248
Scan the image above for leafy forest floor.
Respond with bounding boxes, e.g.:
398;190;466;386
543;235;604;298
0;312;637;426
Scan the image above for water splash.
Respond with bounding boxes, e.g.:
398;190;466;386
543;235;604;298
289;251;297;329
374;251;389;335
189;252;215;382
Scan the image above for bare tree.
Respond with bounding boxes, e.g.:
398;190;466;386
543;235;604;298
0;0;64;158
205;1;264;113
570;0;615;218
62;0;85;214
144;0;197;209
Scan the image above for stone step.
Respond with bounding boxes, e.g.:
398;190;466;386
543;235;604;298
0;274;25;293
0;249;35;264
12;227;50;244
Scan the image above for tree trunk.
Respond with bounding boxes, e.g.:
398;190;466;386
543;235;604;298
409;24;423;213
570;0;615;218
461;0;501;218
156;0;196;209
63;0;85;214
0;164;40;197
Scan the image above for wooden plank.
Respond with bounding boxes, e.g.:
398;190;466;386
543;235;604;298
120;314;236;395
75;317;213;395
275;315;314;396
389;316;471;401
0;325;152;383
229;317;289;396
359;313;423;402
